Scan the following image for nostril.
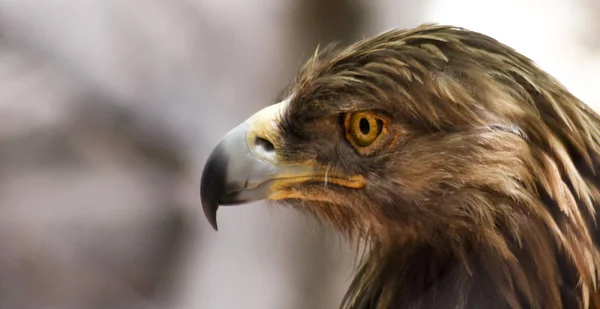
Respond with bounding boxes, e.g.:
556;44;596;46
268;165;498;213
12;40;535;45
255;136;275;153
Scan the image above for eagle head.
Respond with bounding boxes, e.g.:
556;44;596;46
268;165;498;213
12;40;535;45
200;24;600;309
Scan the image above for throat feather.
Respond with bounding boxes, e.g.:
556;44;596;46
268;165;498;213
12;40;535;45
341;218;590;309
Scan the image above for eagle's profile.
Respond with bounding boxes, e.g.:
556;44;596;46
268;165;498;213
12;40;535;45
200;24;600;309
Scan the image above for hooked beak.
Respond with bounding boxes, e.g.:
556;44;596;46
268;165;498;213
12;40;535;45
200;100;365;230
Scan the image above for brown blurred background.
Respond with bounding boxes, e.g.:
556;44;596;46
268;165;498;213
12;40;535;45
0;0;597;308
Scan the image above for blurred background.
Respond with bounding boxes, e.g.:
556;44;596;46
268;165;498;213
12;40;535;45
0;0;597;308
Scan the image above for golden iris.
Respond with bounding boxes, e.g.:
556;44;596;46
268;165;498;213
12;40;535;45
345;112;385;148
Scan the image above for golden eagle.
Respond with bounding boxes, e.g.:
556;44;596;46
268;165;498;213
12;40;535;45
200;24;600;309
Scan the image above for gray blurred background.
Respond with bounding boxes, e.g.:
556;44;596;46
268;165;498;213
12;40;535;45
0;0;597;308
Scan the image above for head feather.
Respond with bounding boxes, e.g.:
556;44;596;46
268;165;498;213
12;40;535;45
281;24;600;308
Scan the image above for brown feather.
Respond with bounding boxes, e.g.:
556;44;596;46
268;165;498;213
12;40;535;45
275;24;600;308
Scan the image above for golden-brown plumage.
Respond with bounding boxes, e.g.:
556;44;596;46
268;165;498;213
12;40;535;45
200;24;600;309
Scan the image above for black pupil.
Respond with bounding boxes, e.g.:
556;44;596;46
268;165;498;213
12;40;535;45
359;118;370;135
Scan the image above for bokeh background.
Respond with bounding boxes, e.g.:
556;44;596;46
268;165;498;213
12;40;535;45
0;0;598;308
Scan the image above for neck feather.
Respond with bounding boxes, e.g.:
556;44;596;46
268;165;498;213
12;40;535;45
342;217;589;309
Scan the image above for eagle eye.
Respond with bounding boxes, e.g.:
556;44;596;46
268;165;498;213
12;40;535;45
344;111;386;152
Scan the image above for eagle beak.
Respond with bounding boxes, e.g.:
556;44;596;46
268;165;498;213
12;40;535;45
200;101;286;230
200;100;365;231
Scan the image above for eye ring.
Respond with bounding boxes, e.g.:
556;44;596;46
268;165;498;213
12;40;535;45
344;111;387;153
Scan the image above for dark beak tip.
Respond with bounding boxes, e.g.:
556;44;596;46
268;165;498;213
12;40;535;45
200;179;221;232
200;194;220;232
200;167;223;232
200;141;231;232
205;209;219;231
